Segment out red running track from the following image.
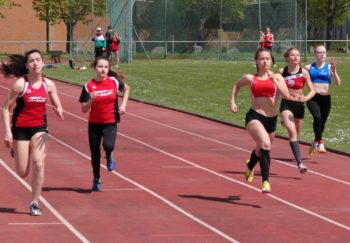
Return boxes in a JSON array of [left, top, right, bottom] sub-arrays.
[[0, 76, 349, 243]]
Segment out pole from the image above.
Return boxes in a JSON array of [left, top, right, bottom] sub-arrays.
[[295, 0, 298, 47], [92, 0, 94, 32], [69, 0, 73, 59], [305, 0, 308, 62], [164, 0, 168, 59], [106, 0, 108, 29], [258, 0, 261, 31], [219, 0, 222, 60]]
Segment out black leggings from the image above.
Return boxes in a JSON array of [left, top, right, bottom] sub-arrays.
[[88, 123, 117, 180], [306, 94, 331, 141]]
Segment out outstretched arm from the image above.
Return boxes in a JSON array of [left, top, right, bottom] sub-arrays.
[[231, 74, 251, 113]]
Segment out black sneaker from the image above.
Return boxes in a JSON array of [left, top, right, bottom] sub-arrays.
[[29, 203, 42, 216]]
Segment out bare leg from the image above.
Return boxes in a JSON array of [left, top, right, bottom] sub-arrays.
[[30, 132, 48, 204], [13, 140, 31, 178]]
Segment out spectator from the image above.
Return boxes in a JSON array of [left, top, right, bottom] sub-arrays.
[[92, 27, 106, 58]]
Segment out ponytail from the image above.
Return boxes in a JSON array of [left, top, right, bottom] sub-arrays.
[[0, 49, 43, 78]]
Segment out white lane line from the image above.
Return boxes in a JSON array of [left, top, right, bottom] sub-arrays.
[[127, 112, 350, 186], [3, 84, 348, 186], [49, 134, 239, 243], [54, 109, 350, 232], [9, 223, 63, 225], [0, 159, 90, 243], [101, 188, 142, 191]]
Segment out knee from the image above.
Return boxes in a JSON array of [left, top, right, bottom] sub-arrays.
[[103, 144, 114, 153], [32, 161, 45, 174], [260, 141, 271, 150], [17, 170, 29, 178]]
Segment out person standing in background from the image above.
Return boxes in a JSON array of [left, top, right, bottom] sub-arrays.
[[305, 44, 341, 155], [260, 27, 275, 66], [111, 31, 121, 68], [92, 27, 106, 59], [105, 26, 113, 61]]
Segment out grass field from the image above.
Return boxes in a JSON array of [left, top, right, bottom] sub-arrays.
[[43, 57, 349, 153]]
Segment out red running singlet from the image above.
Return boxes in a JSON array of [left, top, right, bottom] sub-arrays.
[[251, 74, 277, 99], [12, 76, 48, 127]]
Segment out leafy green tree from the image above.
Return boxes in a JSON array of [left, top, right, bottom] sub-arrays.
[[307, 0, 350, 46], [32, 0, 106, 52], [0, 0, 18, 18], [135, 0, 247, 52]]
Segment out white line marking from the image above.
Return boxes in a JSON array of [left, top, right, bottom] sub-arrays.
[[51, 105, 350, 232], [49, 134, 239, 243], [0, 159, 90, 243], [101, 188, 142, 191], [162, 165, 197, 169], [127, 113, 350, 186], [9, 223, 63, 225]]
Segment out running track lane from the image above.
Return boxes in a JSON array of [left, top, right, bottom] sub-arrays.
[[0, 76, 349, 242]]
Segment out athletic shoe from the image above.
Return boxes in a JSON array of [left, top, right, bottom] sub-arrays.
[[29, 203, 42, 216], [318, 142, 327, 153], [92, 178, 101, 192], [308, 140, 318, 156], [107, 158, 115, 172], [298, 163, 308, 173], [262, 181, 271, 193], [245, 159, 254, 183]]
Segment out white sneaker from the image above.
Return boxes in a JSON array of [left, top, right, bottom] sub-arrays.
[[318, 143, 327, 153], [298, 163, 308, 173], [309, 140, 317, 156], [29, 203, 42, 216]]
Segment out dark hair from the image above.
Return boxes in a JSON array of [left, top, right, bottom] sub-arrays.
[[108, 69, 126, 81], [93, 56, 109, 68], [0, 49, 43, 77], [254, 48, 271, 61]]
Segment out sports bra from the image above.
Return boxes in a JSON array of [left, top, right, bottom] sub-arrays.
[[251, 74, 277, 99], [308, 63, 331, 84], [282, 66, 305, 90]]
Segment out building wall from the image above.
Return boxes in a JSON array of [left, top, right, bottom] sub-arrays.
[[0, 0, 108, 54]]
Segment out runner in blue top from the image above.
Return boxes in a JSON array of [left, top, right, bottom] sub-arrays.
[[305, 44, 341, 155]]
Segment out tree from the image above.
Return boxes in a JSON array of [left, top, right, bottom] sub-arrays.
[[32, 0, 106, 52], [136, 0, 247, 52], [0, 0, 19, 18], [307, 0, 350, 47]]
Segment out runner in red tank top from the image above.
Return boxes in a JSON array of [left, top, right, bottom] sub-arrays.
[[1, 49, 64, 216], [79, 56, 130, 191], [230, 48, 297, 193], [279, 47, 315, 174]]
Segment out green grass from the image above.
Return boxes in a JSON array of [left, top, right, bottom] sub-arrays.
[[43, 58, 350, 153]]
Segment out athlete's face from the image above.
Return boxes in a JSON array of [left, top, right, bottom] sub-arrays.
[[314, 46, 327, 62], [95, 59, 109, 80], [256, 51, 271, 71], [25, 52, 44, 74], [287, 49, 300, 65]]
